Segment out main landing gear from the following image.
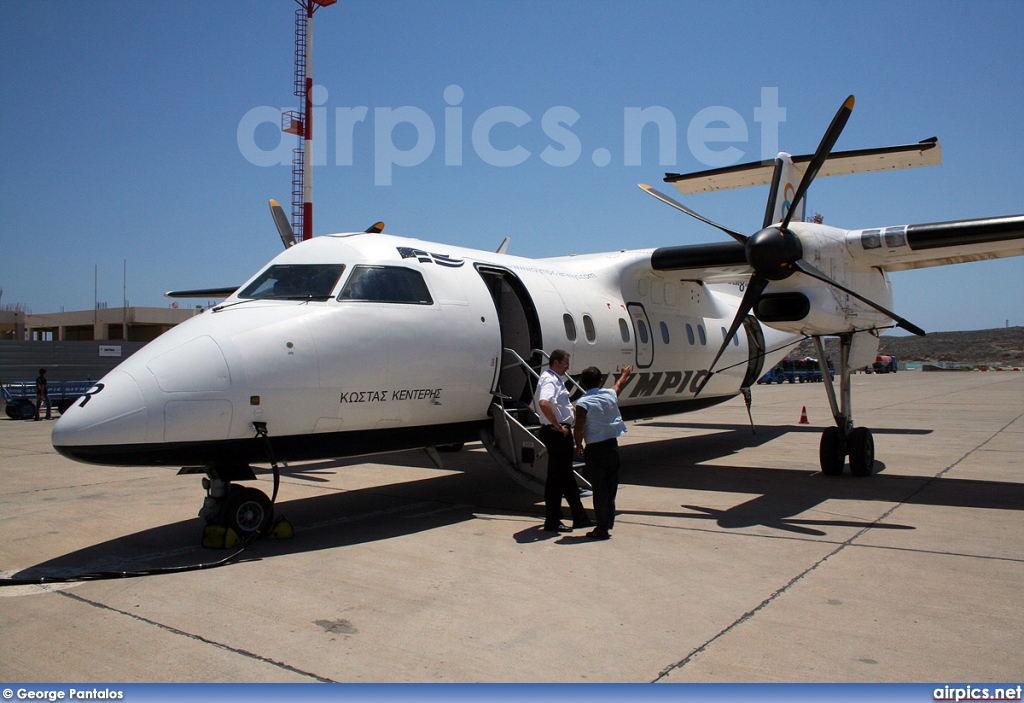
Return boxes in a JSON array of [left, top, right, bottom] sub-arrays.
[[812, 334, 876, 477]]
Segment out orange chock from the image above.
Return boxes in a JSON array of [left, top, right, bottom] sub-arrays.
[[799, 406, 809, 424]]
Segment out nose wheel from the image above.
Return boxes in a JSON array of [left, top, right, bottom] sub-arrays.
[[193, 460, 292, 548], [222, 486, 274, 535]]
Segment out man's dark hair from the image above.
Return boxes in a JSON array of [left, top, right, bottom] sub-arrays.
[[580, 366, 603, 390], [549, 349, 569, 365]]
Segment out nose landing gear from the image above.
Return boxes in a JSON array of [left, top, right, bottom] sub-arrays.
[[224, 486, 274, 534], [193, 464, 286, 549], [186, 422, 294, 548]]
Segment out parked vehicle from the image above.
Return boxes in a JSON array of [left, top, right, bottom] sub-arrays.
[[2, 380, 94, 419], [757, 357, 835, 384], [3, 385, 35, 419], [872, 354, 898, 373]]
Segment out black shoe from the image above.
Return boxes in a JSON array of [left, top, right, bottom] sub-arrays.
[[572, 518, 594, 529], [543, 523, 572, 533], [585, 530, 610, 540]]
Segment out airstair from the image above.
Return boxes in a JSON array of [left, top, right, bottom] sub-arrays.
[[479, 348, 591, 495]]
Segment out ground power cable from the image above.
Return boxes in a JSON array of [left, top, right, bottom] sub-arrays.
[[0, 424, 289, 587]]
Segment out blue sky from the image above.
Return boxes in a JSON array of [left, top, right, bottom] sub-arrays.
[[1, 0, 1021, 333]]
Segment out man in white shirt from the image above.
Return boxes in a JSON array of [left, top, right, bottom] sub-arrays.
[[536, 349, 591, 533]]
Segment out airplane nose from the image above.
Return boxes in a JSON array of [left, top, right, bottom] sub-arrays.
[[52, 370, 150, 463]]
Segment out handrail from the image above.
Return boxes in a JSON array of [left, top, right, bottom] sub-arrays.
[[502, 347, 542, 383], [499, 347, 586, 403], [528, 348, 586, 395]]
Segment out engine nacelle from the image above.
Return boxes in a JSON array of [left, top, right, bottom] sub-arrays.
[[755, 223, 897, 337]]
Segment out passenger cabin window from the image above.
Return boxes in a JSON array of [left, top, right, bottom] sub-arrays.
[[583, 315, 596, 343], [239, 264, 346, 301], [686, 323, 695, 345], [618, 318, 630, 343], [698, 324, 707, 346], [338, 266, 433, 304], [637, 319, 649, 344], [660, 321, 670, 345], [563, 313, 577, 341]]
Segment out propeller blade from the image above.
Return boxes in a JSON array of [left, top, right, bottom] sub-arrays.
[[165, 286, 239, 299], [639, 183, 748, 244], [781, 96, 855, 231], [792, 259, 926, 336], [269, 199, 296, 249], [762, 157, 785, 229], [364, 221, 385, 234], [695, 274, 769, 396]]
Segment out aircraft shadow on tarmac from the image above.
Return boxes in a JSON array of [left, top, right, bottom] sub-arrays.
[[10, 422, 1023, 582], [617, 421, 1023, 536]]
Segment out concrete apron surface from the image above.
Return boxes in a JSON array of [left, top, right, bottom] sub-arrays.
[[1, 371, 1021, 682]]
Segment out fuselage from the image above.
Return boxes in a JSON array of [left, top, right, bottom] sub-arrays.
[[52, 232, 798, 467]]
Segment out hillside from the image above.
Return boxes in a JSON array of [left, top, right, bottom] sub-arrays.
[[789, 326, 1024, 367]]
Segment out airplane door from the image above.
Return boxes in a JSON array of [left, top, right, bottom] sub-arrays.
[[476, 266, 543, 405], [627, 303, 654, 369]]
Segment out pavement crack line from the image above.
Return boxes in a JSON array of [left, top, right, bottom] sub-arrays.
[[57, 590, 336, 682], [651, 408, 1023, 683]]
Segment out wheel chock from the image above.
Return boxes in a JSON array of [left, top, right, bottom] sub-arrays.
[[201, 524, 242, 549], [268, 516, 294, 540]]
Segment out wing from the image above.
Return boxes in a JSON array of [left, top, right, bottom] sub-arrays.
[[847, 214, 1024, 272]]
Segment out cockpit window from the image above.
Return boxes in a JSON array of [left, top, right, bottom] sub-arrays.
[[238, 264, 346, 301], [338, 265, 433, 304]]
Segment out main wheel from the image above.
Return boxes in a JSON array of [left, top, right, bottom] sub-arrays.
[[819, 426, 845, 476], [223, 487, 274, 536], [848, 427, 875, 477]]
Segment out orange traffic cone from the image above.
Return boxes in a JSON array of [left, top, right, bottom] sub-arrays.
[[799, 406, 809, 424]]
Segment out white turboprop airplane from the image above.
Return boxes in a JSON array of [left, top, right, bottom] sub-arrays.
[[52, 96, 1024, 540]]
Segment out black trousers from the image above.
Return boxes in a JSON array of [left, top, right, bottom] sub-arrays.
[[540, 425, 587, 527], [584, 438, 619, 534]]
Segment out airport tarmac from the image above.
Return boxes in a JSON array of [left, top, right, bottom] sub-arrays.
[[1, 371, 1021, 683]]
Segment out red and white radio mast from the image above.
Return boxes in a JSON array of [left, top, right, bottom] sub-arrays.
[[282, 0, 336, 243]]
